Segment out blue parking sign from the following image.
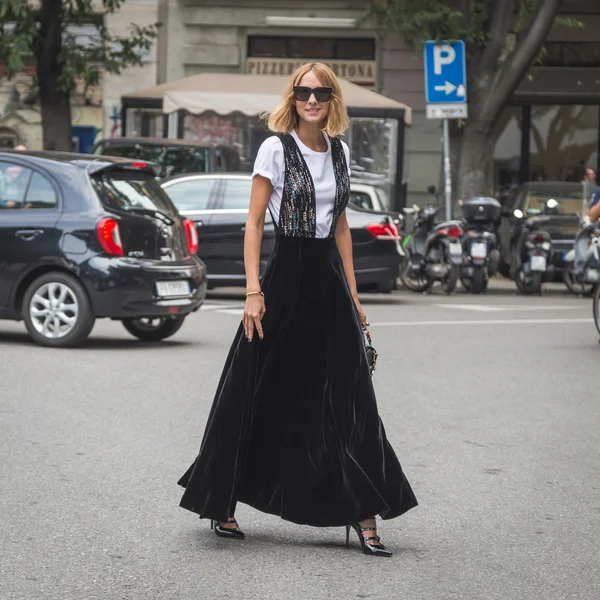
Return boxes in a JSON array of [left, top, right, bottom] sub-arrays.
[[424, 40, 467, 105]]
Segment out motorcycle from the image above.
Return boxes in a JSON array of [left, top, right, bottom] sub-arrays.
[[399, 204, 463, 294], [459, 196, 502, 294], [563, 214, 600, 296], [512, 210, 555, 295]]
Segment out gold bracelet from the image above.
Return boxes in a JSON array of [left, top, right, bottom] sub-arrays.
[[245, 291, 264, 297]]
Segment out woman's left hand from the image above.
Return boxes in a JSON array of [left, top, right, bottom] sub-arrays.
[[353, 296, 367, 325]]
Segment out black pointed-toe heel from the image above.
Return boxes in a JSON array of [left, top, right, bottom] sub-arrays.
[[345, 519, 392, 557], [208, 517, 245, 540]]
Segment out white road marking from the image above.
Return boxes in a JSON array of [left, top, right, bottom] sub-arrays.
[[370, 318, 593, 327], [219, 309, 245, 316], [201, 304, 244, 312], [436, 304, 585, 313]]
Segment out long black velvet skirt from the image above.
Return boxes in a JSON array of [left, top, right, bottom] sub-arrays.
[[178, 235, 417, 527]]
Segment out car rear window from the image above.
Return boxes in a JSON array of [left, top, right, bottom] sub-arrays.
[[91, 169, 179, 216], [524, 186, 584, 216], [349, 191, 373, 210], [96, 143, 210, 178]]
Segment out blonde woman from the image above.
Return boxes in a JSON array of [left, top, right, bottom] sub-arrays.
[[178, 63, 417, 557]]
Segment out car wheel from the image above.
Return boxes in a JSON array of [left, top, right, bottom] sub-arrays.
[[376, 277, 395, 294], [22, 272, 95, 348], [122, 316, 186, 341]]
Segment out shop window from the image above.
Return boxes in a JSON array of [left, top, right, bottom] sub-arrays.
[[289, 38, 335, 59], [129, 110, 164, 138], [336, 39, 375, 60], [530, 105, 599, 183], [248, 36, 375, 60], [348, 118, 398, 209], [248, 37, 288, 58], [493, 107, 523, 198], [543, 42, 600, 67]]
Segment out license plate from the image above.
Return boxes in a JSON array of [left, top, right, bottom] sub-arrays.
[[530, 255, 547, 272], [449, 242, 462, 256], [470, 242, 487, 259], [156, 280, 190, 297]]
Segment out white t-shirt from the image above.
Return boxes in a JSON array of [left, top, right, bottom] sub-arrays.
[[252, 130, 351, 238]]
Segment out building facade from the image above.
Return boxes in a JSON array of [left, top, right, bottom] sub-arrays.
[[0, 0, 159, 151], [374, 0, 600, 202], [155, 0, 600, 206]]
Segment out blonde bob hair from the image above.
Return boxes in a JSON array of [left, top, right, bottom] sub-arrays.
[[267, 63, 350, 138]]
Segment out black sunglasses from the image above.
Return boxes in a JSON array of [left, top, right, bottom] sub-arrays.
[[293, 86, 333, 102]]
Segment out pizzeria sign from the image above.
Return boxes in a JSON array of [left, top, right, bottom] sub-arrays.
[[247, 58, 376, 85]]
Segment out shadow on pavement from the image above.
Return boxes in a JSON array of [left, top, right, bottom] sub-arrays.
[[0, 330, 196, 350]]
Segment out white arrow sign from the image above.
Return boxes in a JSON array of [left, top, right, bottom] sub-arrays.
[[434, 81, 457, 95]]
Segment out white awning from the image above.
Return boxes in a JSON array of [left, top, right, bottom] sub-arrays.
[[123, 73, 412, 125], [163, 91, 283, 117]]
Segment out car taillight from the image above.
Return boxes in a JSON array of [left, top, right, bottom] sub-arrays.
[[366, 222, 401, 240], [131, 162, 148, 168], [96, 218, 123, 256], [184, 219, 198, 255]]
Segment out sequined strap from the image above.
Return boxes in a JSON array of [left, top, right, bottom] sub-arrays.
[[276, 133, 317, 238], [328, 136, 350, 238]]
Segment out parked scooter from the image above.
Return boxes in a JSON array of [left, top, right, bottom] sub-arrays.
[[512, 209, 555, 295], [563, 214, 600, 296], [400, 204, 463, 294], [459, 196, 502, 294]]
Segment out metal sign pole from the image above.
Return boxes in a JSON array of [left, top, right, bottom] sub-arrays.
[[443, 118, 452, 221], [424, 40, 467, 222]]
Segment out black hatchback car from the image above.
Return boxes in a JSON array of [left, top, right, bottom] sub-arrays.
[[0, 151, 207, 347], [161, 173, 403, 293]]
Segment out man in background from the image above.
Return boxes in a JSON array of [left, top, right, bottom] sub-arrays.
[[587, 169, 600, 221], [0, 164, 29, 208]]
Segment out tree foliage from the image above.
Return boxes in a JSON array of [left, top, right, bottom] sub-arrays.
[[0, 0, 158, 93], [374, 0, 574, 200]]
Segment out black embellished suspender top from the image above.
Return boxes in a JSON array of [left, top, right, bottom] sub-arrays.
[[252, 130, 351, 239]]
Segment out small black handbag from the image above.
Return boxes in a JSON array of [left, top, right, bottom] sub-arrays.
[[361, 323, 378, 376]]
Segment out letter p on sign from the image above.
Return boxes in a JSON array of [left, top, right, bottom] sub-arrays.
[[433, 45, 455, 75]]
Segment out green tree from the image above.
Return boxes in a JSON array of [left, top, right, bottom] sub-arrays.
[[0, 1, 157, 150], [376, 0, 570, 202]]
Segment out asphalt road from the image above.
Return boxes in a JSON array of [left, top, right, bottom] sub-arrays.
[[1, 282, 599, 600]]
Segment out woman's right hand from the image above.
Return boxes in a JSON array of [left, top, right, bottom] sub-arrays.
[[243, 294, 266, 341]]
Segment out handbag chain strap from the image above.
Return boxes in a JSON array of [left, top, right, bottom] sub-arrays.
[[361, 322, 373, 345]]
